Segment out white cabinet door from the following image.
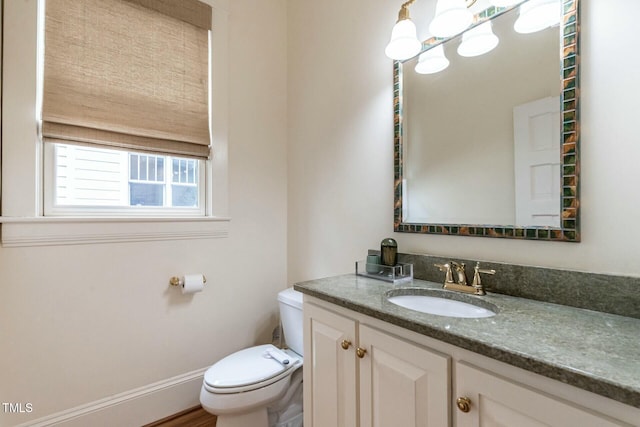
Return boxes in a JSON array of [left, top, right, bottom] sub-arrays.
[[455, 362, 630, 427], [304, 303, 358, 427], [359, 325, 450, 427]]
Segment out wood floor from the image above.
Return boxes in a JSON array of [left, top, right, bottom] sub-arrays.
[[144, 406, 217, 427]]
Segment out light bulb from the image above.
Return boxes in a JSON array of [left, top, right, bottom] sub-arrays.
[[457, 22, 499, 57], [514, 0, 561, 34], [415, 45, 450, 74], [429, 0, 473, 38], [385, 19, 422, 60]]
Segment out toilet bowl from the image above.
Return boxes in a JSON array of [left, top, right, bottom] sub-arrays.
[[200, 288, 304, 427]]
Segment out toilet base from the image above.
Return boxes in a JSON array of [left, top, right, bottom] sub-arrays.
[[215, 407, 268, 427]]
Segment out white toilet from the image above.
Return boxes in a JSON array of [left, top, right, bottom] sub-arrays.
[[200, 287, 304, 427]]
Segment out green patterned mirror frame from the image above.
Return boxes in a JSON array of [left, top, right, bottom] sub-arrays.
[[393, 0, 580, 242]]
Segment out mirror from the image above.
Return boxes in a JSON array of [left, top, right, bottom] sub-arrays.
[[394, 0, 580, 241]]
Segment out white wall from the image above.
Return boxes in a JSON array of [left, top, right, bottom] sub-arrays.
[[2, 0, 639, 424], [0, 0, 288, 425], [287, 0, 640, 281], [287, 0, 397, 282]]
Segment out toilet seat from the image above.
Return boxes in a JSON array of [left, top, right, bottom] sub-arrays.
[[203, 345, 301, 394]]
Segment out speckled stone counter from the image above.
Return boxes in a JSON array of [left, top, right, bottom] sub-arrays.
[[294, 274, 640, 408]]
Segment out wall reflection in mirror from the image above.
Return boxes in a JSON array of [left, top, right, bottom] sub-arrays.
[[393, 0, 580, 241]]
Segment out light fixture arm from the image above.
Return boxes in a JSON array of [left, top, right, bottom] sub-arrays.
[[397, 0, 477, 22], [397, 0, 416, 22]]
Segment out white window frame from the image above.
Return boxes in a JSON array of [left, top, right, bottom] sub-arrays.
[[43, 144, 207, 217], [0, 0, 231, 247]]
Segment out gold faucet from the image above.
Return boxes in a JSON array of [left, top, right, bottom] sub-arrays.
[[450, 261, 468, 285], [434, 261, 495, 295]]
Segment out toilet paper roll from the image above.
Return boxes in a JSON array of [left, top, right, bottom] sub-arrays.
[[182, 274, 205, 294]]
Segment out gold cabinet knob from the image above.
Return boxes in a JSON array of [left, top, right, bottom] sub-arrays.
[[356, 347, 367, 358], [456, 397, 471, 413], [341, 339, 352, 350]]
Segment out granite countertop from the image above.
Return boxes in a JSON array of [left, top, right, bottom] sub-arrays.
[[294, 274, 640, 409]]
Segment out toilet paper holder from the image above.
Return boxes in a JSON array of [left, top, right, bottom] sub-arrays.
[[169, 275, 207, 287]]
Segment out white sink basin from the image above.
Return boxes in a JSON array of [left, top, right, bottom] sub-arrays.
[[386, 290, 497, 318]]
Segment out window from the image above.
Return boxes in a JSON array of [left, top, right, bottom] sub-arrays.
[[1, 0, 230, 247], [46, 144, 204, 214], [40, 0, 211, 216]]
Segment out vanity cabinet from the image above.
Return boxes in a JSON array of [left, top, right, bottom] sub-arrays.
[[304, 302, 358, 427], [358, 324, 450, 427], [303, 302, 450, 427], [303, 298, 635, 427], [455, 362, 625, 427]]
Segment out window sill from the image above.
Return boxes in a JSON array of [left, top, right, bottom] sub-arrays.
[[0, 216, 230, 247]]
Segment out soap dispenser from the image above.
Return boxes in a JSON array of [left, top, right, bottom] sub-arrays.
[[380, 238, 398, 266]]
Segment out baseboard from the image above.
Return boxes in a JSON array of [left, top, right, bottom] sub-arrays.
[[14, 368, 208, 427]]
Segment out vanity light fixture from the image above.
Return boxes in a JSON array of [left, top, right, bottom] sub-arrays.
[[385, 0, 423, 60], [386, 0, 560, 69], [415, 45, 450, 74], [457, 21, 499, 57], [385, 0, 477, 60], [514, 0, 561, 34]]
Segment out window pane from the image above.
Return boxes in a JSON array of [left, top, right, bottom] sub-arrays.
[[157, 157, 164, 181], [130, 154, 138, 180], [132, 155, 164, 182], [149, 156, 156, 181], [140, 156, 148, 181], [130, 183, 163, 206], [172, 185, 197, 207], [180, 159, 187, 182], [171, 157, 198, 184], [172, 158, 180, 182], [188, 160, 195, 183]]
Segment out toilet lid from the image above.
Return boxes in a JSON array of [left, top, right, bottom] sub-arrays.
[[204, 344, 297, 389]]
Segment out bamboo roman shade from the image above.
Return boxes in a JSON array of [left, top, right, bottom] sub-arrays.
[[42, 0, 212, 159]]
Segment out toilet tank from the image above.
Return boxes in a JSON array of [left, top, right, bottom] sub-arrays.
[[277, 287, 304, 356]]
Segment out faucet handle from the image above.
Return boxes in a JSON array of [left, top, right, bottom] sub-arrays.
[[471, 262, 495, 295], [434, 263, 455, 284], [477, 263, 496, 276]]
